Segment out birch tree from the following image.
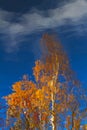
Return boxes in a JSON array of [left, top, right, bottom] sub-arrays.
[[4, 34, 87, 130]]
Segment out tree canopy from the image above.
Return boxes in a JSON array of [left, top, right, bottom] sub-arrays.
[[4, 34, 87, 130]]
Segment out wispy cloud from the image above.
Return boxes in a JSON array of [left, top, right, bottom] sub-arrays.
[[0, 0, 87, 52]]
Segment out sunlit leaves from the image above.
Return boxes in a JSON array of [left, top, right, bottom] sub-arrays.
[[4, 34, 87, 130]]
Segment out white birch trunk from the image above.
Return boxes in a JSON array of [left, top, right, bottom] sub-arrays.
[[42, 121, 45, 130], [51, 92, 55, 130], [50, 60, 59, 130]]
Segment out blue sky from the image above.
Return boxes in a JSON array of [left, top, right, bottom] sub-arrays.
[[0, 0, 87, 104]]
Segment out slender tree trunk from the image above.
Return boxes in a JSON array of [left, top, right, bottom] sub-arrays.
[[42, 121, 45, 130], [39, 107, 45, 130], [51, 92, 55, 130], [50, 61, 59, 130]]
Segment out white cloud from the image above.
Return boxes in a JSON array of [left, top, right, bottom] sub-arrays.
[[0, 0, 87, 52]]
